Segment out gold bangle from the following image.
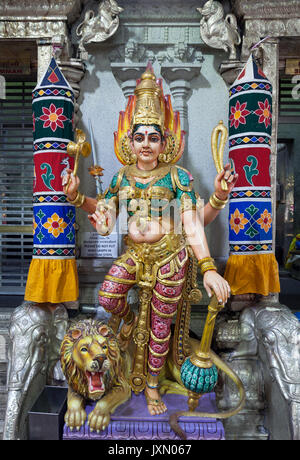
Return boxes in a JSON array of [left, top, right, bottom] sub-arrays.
[[67, 191, 86, 208], [198, 256, 217, 275], [201, 262, 216, 270], [197, 257, 214, 266], [214, 192, 229, 204], [150, 330, 171, 343], [201, 264, 217, 275], [209, 192, 228, 210]]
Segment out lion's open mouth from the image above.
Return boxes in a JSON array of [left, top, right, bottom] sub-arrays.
[[86, 371, 105, 394]]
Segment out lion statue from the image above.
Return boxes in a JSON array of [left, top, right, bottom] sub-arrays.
[[60, 319, 131, 432]]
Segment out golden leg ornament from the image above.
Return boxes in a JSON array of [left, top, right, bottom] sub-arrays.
[[173, 254, 202, 368], [125, 234, 187, 394], [129, 286, 151, 394]]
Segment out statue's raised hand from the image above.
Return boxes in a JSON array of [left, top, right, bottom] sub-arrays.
[[214, 163, 238, 201], [88, 204, 115, 236], [62, 168, 81, 201]]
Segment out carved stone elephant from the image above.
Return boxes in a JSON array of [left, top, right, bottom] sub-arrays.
[[3, 302, 68, 440]]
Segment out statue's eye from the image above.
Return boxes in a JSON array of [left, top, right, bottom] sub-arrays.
[[134, 135, 144, 143], [149, 135, 160, 143], [80, 347, 88, 353]]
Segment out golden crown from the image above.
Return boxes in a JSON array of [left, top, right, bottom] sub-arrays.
[[131, 63, 165, 131], [114, 62, 185, 165]]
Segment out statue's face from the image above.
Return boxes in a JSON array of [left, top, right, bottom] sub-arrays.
[[131, 125, 165, 166]]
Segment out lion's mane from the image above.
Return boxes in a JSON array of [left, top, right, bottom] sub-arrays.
[[60, 319, 127, 400]]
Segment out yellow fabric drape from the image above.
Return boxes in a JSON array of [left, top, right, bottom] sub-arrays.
[[224, 253, 280, 296], [24, 259, 79, 303]]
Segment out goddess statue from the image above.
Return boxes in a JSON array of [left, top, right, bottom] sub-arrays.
[[62, 63, 238, 416]]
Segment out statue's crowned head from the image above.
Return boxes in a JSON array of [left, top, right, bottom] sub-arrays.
[[131, 63, 165, 132], [114, 62, 185, 165]]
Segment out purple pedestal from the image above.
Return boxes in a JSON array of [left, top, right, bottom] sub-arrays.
[[63, 392, 225, 440]]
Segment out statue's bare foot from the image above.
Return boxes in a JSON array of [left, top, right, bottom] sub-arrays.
[[144, 386, 167, 416], [117, 314, 137, 351]]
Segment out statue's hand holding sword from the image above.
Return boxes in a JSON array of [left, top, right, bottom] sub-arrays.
[[61, 124, 112, 235], [65, 129, 91, 193]]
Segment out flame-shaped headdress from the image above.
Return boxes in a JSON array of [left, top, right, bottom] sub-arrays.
[[114, 63, 185, 165]]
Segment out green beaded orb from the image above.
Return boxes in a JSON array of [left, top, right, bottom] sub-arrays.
[[180, 357, 218, 394]]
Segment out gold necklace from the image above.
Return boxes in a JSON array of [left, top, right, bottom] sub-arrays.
[[127, 162, 171, 179]]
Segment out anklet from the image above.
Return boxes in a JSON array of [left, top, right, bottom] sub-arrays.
[[146, 372, 159, 389], [146, 381, 159, 389]]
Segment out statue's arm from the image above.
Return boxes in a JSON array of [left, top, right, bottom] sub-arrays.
[[182, 208, 230, 303], [63, 167, 124, 235], [62, 167, 97, 213], [174, 166, 230, 303], [204, 163, 238, 226]]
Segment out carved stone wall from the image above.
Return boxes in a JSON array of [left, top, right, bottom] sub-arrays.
[[232, 0, 300, 20], [76, 0, 206, 132], [0, 0, 82, 20], [0, 0, 85, 101]]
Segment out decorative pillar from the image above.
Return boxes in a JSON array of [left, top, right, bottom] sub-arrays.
[[37, 34, 86, 129], [57, 58, 86, 127], [219, 61, 246, 87], [261, 39, 280, 251], [37, 42, 53, 81], [110, 63, 146, 99], [160, 64, 202, 133], [24, 56, 78, 304], [224, 54, 280, 299]]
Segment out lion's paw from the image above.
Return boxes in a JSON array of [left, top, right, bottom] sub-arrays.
[[88, 407, 110, 432], [65, 407, 87, 431]]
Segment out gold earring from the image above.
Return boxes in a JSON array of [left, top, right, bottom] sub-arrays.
[[120, 134, 136, 164]]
